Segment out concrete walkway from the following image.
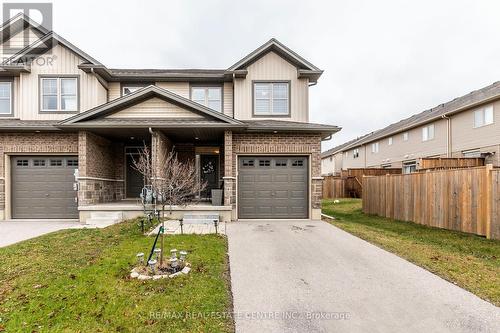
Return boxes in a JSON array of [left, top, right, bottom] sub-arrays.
[[227, 220, 500, 333], [0, 220, 80, 247]]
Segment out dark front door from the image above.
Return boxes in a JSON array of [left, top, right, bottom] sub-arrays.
[[200, 155, 219, 199], [126, 154, 144, 198]]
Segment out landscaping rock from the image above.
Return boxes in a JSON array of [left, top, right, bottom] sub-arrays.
[[181, 266, 191, 274], [169, 272, 183, 278], [138, 274, 152, 280], [130, 272, 139, 278], [152, 275, 162, 280]]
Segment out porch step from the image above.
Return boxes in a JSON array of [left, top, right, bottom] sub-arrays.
[[85, 211, 123, 227], [183, 213, 219, 224]]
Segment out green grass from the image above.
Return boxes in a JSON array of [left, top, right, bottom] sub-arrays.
[[0, 220, 233, 332], [322, 199, 500, 306]]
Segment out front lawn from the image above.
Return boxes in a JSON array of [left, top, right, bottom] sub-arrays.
[[322, 199, 500, 306], [0, 220, 233, 332]]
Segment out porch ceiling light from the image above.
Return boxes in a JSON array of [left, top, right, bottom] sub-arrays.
[[130, 136, 135, 140], [195, 137, 199, 140]]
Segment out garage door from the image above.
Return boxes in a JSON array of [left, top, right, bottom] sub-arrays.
[[11, 156, 78, 219], [238, 156, 308, 219]]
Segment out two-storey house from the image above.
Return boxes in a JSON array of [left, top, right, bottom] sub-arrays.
[[0, 14, 339, 222], [322, 81, 500, 175]]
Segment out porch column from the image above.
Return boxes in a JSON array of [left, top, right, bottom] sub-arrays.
[[151, 130, 173, 178], [223, 131, 236, 218]]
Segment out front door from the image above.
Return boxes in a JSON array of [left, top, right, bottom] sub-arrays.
[[126, 154, 144, 198], [200, 155, 219, 199]]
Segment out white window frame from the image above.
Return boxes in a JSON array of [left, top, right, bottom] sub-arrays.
[[371, 142, 379, 153], [388, 137, 393, 145], [190, 86, 222, 112], [122, 85, 147, 96], [353, 148, 359, 158], [0, 81, 13, 116], [40, 77, 78, 112], [402, 132, 409, 141], [253, 82, 290, 116], [422, 124, 435, 141], [473, 106, 494, 128], [462, 149, 481, 158], [402, 161, 417, 174]]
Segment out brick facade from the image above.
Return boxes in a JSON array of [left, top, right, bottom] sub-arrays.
[[227, 132, 323, 218], [78, 131, 124, 205], [0, 132, 78, 216]]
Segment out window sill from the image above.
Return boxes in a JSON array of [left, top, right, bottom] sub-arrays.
[[473, 122, 494, 129], [251, 114, 291, 118], [39, 110, 79, 114]]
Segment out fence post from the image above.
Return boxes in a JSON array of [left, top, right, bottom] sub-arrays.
[[485, 164, 493, 239]]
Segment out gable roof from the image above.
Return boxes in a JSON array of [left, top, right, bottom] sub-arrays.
[[321, 133, 374, 158], [0, 12, 48, 42], [58, 85, 245, 126], [228, 38, 322, 72], [329, 80, 500, 154], [0, 13, 101, 66]]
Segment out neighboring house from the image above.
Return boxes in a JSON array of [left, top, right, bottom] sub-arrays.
[[322, 81, 500, 174], [0, 14, 339, 222], [321, 134, 372, 175]]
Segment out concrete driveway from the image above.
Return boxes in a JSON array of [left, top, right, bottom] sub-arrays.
[[0, 220, 80, 247], [227, 220, 500, 333]]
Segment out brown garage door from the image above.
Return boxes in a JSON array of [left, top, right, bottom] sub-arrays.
[[238, 156, 308, 219], [11, 156, 78, 219]]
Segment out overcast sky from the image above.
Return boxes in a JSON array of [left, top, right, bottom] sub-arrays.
[[43, 0, 500, 151]]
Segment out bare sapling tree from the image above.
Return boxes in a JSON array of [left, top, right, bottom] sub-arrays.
[[132, 145, 206, 265]]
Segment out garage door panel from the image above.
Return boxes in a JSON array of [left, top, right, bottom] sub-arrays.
[[11, 156, 78, 219], [274, 174, 289, 182], [238, 156, 308, 219]]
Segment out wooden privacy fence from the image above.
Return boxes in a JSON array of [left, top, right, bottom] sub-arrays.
[[363, 165, 500, 239], [322, 176, 345, 198], [323, 168, 401, 199], [419, 157, 484, 170]]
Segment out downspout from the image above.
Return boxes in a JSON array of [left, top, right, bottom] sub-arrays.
[[364, 145, 367, 168], [441, 115, 451, 157]]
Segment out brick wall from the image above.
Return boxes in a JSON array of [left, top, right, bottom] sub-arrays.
[[0, 132, 78, 212], [229, 132, 323, 214], [78, 131, 124, 205]]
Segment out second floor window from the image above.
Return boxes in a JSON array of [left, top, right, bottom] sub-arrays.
[[371, 142, 379, 153], [191, 86, 222, 112], [353, 148, 359, 158], [388, 137, 393, 145], [473, 106, 493, 128], [422, 124, 435, 141], [254, 82, 289, 116], [402, 132, 409, 141], [0, 81, 12, 116], [122, 85, 146, 95], [41, 77, 78, 112]]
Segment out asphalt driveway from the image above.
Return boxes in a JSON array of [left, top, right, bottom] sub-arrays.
[[0, 221, 79, 247], [227, 220, 500, 333]]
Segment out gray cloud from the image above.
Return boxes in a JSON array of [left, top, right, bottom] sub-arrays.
[[50, 0, 500, 151]]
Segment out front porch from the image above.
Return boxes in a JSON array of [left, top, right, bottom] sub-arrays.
[[79, 199, 232, 224], [76, 126, 235, 224]]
